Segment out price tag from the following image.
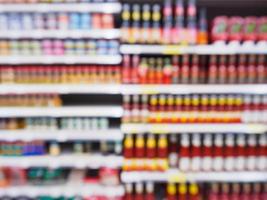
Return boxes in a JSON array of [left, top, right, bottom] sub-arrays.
[[151, 125, 168, 134], [163, 45, 183, 55], [167, 171, 187, 183], [248, 124, 265, 134], [140, 86, 158, 94]]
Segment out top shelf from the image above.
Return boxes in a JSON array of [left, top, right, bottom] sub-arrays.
[[120, 42, 267, 55], [0, 3, 122, 13]]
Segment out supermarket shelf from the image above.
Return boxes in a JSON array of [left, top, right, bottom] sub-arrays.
[[0, 154, 123, 168], [121, 170, 267, 183], [120, 42, 267, 55], [0, 106, 123, 117], [121, 84, 267, 95], [0, 84, 267, 95], [0, 129, 122, 142], [0, 3, 122, 13], [0, 29, 121, 39], [0, 55, 122, 65], [0, 84, 121, 94], [0, 184, 124, 198], [122, 123, 267, 134]]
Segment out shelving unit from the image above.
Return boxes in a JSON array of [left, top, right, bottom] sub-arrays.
[[120, 42, 267, 55], [0, 29, 121, 39], [0, 3, 122, 13], [0, 106, 123, 117], [0, 155, 123, 168], [0, 184, 124, 198], [0, 84, 266, 94], [0, 55, 122, 65], [0, 129, 122, 142], [122, 123, 267, 134], [0, 0, 266, 199], [121, 170, 267, 183]]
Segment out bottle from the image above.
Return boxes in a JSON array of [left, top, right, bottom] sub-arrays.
[[141, 4, 151, 44], [173, 0, 185, 44], [172, 56, 180, 84], [135, 134, 145, 170], [202, 134, 213, 171], [208, 183, 220, 200], [145, 183, 155, 200], [179, 134, 190, 171], [124, 135, 134, 171], [246, 134, 257, 171], [235, 134, 246, 171], [125, 183, 134, 200], [224, 134, 235, 171], [189, 183, 200, 200], [191, 134, 201, 172], [198, 8, 208, 44], [191, 55, 199, 84], [135, 183, 144, 200], [131, 4, 141, 44], [167, 183, 177, 200], [162, 0, 173, 44], [186, 0, 197, 45], [178, 183, 187, 200], [208, 55, 218, 84], [157, 135, 168, 171], [146, 134, 157, 171], [169, 135, 178, 168], [228, 55, 237, 84], [151, 4, 162, 44]]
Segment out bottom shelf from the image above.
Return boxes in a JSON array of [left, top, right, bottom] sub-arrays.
[[121, 170, 267, 183]]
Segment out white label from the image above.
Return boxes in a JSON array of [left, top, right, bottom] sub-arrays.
[[257, 156, 267, 171], [179, 157, 190, 171], [224, 157, 234, 171], [191, 157, 201, 171], [202, 156, 212, 171], [236, 156, 245, 171], [213, 157, 224, 171], [246, 156, 256, 170]]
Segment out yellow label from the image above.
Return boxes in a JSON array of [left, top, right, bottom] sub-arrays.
[[142, 86, 158, 94], [163, 45, 182, 55], [168, 172, 187, 183], [167, 183, 177, 195], [151, 125, 168, 134]]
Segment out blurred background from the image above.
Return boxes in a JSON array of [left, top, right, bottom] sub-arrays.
[[0, 0, 266, 200]]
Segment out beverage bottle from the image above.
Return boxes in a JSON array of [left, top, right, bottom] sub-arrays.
[[191, 134, 201, 172], [141, 4, 151, 44], [151, 5, 162, 44], [173, 0, 185, 44], [167, 183, 177, 200], [198, 8, 208, 44], [179, 134, 190, 171], [131, 4, 141, 44]]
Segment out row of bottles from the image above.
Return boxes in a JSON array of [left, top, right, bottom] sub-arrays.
[[122, 54, 267, 84], [0, 65, 121, 84], [0, 117, 110, 130], [0, 12, 114, 31], [0, 94, 61, 107], [0, 167, 120, 187], [212, 16, 267, 42], [0, 140, 122, 156], [0, 39, 119, 55], [123, 94, 267, 123], [0, 0, 118, 3], [124, 182, 267, 200], [123, 133, 267, 171], [121, 0, 207, 45]]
